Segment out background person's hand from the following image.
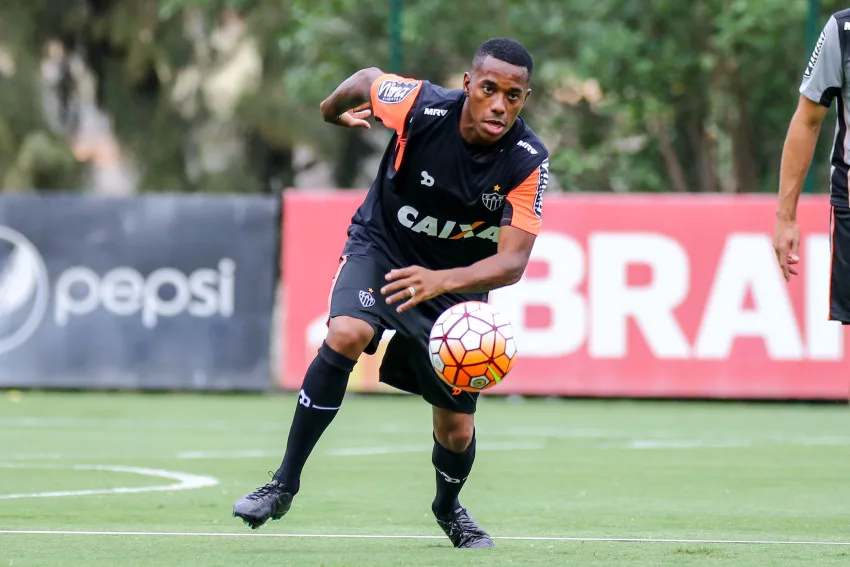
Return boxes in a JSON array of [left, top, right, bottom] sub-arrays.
[[773, 216, 801, 282]]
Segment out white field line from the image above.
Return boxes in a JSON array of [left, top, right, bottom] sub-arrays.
[[6, 417, 850, 447], [0, 417, 283, 432], [176, 450, 282, 459], [174, 437, 850, 459], [0, 464, 218, 499], [0, 530, 848, 546], [176, 442, 545, 459], [5, 434, 850, 465]]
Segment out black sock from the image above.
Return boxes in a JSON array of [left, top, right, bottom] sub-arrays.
[[273, 341, 355, 494], [431, 431, 476, 517]]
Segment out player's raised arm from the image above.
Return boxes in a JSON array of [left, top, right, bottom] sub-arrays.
[[320, 69, 424, 134], [319, 67, 384, 128], [774, 15, 843, 281]]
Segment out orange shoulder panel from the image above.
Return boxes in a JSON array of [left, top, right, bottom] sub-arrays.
[[505, 163, 547, 235], [370, 74, 423, 135]]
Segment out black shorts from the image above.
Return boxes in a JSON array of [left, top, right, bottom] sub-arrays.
[[830, 205, 850, 324], [327, 254, 479, 414]]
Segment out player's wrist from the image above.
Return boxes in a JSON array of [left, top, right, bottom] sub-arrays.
[[775, 209, 797, 222], [322, 107, 343, 123], [775, 193, 799, 222], [319, 97, 342, 124], [436, 269, 459, 295]]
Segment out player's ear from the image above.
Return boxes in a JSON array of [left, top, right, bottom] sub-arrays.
[[523, 89, 532, 104], [463, 72, 471, 96]]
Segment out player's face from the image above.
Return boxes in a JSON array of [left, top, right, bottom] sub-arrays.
[[462, 56, 531, 145]]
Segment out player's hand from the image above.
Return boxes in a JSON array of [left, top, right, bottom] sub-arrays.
[[381, 266, 447, 313], [320, 101, 372, 129], [773, 215, 801, 282]]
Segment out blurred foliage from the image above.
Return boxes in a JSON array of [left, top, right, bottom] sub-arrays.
[[0, 0, 843, 193]]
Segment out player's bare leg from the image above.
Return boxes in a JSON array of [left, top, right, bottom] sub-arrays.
[[431, 406, 493, 548], [233, 316, 373, 529]]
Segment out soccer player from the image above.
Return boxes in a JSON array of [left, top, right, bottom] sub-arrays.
[[233, 38, 549, 549], [775, 10, 850, 325]]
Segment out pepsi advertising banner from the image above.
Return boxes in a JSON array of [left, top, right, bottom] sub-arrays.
[[0, 194, 278, 391]]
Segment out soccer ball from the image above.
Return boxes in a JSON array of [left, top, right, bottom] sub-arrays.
[[428, 301, 517, 392]]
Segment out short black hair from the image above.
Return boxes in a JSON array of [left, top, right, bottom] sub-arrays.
[[472, 38, 533, 84]]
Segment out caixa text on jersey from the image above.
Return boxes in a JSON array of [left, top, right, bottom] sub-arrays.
[[397, 205, 500, 242]]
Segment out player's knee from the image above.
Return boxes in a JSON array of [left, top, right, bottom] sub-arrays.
[[326, 316, 374, 360], [433, 412, 474, 452]]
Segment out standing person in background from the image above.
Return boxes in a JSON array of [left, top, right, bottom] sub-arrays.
[[775, 9, 850, 327]]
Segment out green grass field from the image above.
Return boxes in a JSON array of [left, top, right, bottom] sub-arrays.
[[1, 391, 850, 566]]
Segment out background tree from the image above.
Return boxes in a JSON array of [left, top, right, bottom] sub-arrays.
[[0, 0, 841, 194]]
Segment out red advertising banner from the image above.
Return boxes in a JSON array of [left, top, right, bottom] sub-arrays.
[[281, 191, 849, 400]]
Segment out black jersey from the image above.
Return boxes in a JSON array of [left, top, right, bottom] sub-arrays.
[[342, 73, 550, 275]]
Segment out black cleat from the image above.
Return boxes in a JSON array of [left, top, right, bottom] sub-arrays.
[[435, 507, 494, 548], [232, 480, 293, 530]]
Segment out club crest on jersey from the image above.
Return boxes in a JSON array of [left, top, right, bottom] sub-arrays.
[[376, 79, 419, 104], [358, 290, 375, 308], [481, 184, 505, 211]]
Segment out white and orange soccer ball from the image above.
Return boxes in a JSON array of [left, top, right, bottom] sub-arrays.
[[428, 301, 517, 392]]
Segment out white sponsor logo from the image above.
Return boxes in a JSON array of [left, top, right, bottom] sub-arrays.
[[55, 259, 236, 329], [376, 79, 419, 104], [358, 290, 375, 308], [420, 170, 435, 187], [0, 226, 238, 353], [490, 231, 838, 361], [298, 389, 312, 407], [397, 205, 500, 242], [517, 140, 539, 155], [435, 467, 464, 484], [805, 28, 827, 76], [424, 107, 448, 116], [298, 388, 341, 410], [533, 159, 549, 219], [0, 227, 50, 355]]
